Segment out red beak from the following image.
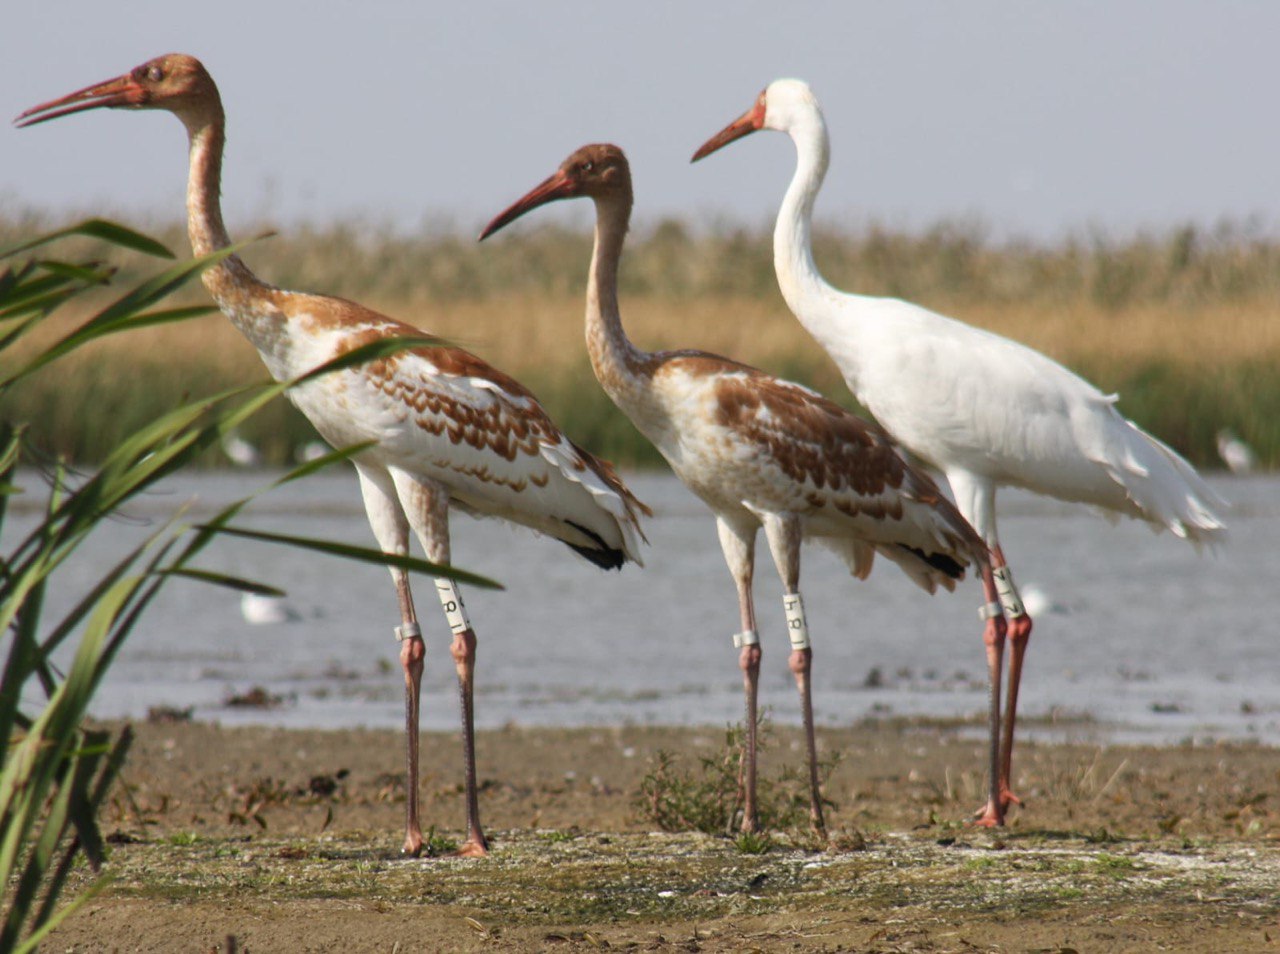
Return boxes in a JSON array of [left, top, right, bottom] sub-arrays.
[[479, 167, 577, 240], [15, 72, 148, 128], [691, 94, 767, 162]]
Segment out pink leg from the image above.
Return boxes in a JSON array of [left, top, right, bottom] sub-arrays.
[[390, 475, 491, 857], [739, 643, 762, 833], [760, 515, 826, 838], [389, 568, 427, 856], [715, 515, 761, 834], [789, 645, 826, 836], [355, 467, 430, 855], [973, 563, 1008, 828], [991, 546, 1032, 813], [999, 611, 1032, 812], [451, 627, 489, 856], [399, 631, 425, 855]]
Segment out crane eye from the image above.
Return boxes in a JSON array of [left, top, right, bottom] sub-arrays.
[[582, 161, 594, 173], [146, 66, 164, 82]]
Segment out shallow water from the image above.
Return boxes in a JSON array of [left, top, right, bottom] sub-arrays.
[[6, 468, 1276, 745]]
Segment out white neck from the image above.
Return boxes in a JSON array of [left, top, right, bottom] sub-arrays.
[[773, 109, 834, 315], [770, 107, 882, 393]]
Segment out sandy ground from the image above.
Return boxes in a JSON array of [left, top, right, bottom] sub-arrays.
[[36, 717, 1280, 952]]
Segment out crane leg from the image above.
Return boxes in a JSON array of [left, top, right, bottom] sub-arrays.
[[992, 548, 1032, 813], [446, 609, 489, 856], [738, 640, 762, 834], [394, 575, 425, 856], [973, 563, 1008, 828], [762, 514, 826, 838], [947, 475, 1023, 826], [716, 516, 760, 833], [788, 639, 825, 836], [388, 471, 490, 856], [355, 465, 429, 855]]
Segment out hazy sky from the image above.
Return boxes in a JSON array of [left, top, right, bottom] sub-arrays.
[[4, 1, 1278, 241]]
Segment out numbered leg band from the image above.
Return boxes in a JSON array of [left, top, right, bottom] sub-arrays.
[[783, 592, 810, 651], [993, 566, 1026, 618], [435, 578, 471, 634], [978, 601, 1002, 621], [395, 622, 422, 642], [733, 629, 760, 649]]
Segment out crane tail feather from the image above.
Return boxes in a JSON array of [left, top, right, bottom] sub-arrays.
[[1093, 417, 1229, 548]]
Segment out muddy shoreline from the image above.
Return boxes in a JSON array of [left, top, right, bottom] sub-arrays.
[[42, 718, 1280, 951]]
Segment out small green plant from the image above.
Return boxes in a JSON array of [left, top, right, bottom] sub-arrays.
[[421, 827, 459, 857], [164, 832, 201, 848], [734, 831, 772, 855], [1084, 827, 1125, 845], [1094, 853, 1139, 878], [538, 830, 577, 844], [635, 717, 838, 837]]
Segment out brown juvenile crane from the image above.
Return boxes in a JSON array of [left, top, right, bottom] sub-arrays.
[[18, 55, 648, 857], [482, 144, 1007, 834]]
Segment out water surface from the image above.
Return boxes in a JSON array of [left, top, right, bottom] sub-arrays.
[[8, 469, 1275, 745]]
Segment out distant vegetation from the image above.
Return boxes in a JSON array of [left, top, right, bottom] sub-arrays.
[[2, 209, 1277, 470], [7, 209, 1280, 307]]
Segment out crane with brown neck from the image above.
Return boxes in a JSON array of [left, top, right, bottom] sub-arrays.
[[482, 143, 1008, 835], [18, 54, 649, 857]]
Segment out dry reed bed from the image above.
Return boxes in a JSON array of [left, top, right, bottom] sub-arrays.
[[5, 212, 1278, 467], [15, 292, 1280, 380]]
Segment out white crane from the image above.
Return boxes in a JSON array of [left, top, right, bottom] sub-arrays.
[[482, 143, 1008, 835], [19, 54, 649, 856], [239, 592, 302, 625], [693, 79, 1227, 826], [1216, 429, 1257, 475], [220, 430, 264, 468]]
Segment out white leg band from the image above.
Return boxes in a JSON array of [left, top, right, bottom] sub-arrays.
[[395, 622, 422, 641], [783, 593, 810, 650], [978, 601, 1002, 621], [993, 566, 1026, 618], [733, 629, 760, 648], [435, 578, 471, 634]]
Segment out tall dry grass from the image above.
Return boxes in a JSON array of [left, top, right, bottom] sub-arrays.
[[3, 210, 1276, 468]]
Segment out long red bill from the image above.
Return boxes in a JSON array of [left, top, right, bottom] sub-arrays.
[[479, 168, 576, 240], [691, 94, 767, 162], [15, 74, 145, 128]]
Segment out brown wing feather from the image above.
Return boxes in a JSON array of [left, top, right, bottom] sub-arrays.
[[282, 291, 651, 536], [658, 352, 986, 562]]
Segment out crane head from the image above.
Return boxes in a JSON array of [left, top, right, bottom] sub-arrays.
[[691, 80, 821, 162], [480, 143, 631, 240], [15, 53, 217, 128], [691, 88, 767, 162]]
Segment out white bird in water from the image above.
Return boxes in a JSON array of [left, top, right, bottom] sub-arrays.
[[296, 440, 331, 464], [240, 592, 302, 625], [1017, 583, 1068, 620], [1216, 429, 1256, 475], [221, 430, 263, 468], [693, 79, 1227, 826], [19, 54, 649, 857], [482, 143, 1007, 836]]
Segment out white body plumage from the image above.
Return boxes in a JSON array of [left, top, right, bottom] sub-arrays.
[[757, 78, 1226, 548]]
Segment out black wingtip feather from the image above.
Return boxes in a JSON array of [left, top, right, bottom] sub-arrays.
[[564, 520, 626, 571], [899, 545, 966, 579]]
